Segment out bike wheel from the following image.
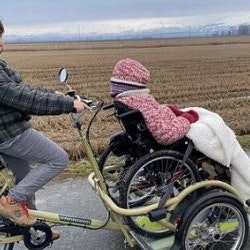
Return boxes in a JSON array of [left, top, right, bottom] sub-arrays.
[[175, 192, 249, 250], [0, 234, 15, 250], [120, 150, 201, 237], [2, 243, 14, 250], [0, 226, 16, 250]]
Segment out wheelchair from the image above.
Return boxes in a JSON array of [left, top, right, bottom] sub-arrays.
[[99, 101, 233, 239]]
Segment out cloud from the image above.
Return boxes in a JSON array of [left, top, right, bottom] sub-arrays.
[[2, 0, 250, 27], [6, 12, 250, 37]]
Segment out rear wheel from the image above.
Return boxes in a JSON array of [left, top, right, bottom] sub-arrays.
[[175, 192, 249, 250], [120, 150, 201, 237]]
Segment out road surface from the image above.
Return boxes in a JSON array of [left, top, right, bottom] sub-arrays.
[[14, 177, 139, 250]]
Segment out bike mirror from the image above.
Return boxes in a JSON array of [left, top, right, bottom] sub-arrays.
[[58, 68, 68, 83]]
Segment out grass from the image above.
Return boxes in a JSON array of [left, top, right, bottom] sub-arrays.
[[237, 135, 250, 150], [52, 160, 93, 182]]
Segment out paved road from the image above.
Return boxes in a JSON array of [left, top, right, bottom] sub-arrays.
[[14, 177, 139, 250]]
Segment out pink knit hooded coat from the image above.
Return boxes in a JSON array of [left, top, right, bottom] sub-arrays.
[[111, 58, 198, 145]]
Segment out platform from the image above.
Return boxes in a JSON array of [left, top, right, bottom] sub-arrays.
[[130, 231, 174, 250]]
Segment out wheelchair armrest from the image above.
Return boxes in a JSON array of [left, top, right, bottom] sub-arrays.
[[103, 103, 114, 110], [117, 109, 141, 119]]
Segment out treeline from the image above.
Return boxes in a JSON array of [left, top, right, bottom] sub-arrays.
[[215, 24, 250, 36], [237, 24, 250, 35]]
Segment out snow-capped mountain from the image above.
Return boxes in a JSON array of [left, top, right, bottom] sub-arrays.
[[5, 13, 250, 42]]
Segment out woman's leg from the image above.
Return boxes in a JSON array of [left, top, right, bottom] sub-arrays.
[[1, 154, 61, 239], [1, 155, 36, 209], [0, 128, 69, 202]]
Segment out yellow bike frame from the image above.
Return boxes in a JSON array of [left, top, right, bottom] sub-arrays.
[[0, 111, 246, 248]]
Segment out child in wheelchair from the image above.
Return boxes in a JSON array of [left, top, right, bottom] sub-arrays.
[[109, 58, 250, 204], [110, 58, 199, 146]]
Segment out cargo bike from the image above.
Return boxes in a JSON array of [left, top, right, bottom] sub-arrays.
[[0, 68, 248, 250]]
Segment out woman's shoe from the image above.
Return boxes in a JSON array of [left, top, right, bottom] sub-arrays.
[[52, 229, 60, 241], [0, 195, 36, 226]]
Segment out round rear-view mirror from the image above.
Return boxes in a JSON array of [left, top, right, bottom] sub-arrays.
[[58, 68, 68, 83]]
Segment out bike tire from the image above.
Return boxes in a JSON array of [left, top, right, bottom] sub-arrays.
[[175, 191, 249, 250]]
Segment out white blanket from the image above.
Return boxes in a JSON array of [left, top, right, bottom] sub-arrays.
[[182, 107, 250, 202]]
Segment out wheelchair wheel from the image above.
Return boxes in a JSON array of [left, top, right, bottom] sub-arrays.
[[99, 144, 135, 202], [120, 150, 201, 238], [174, 191, 249, 250]]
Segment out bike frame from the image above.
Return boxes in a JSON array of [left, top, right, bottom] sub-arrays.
[[30, 113, 246, 247], [0, 107, 247, 248]]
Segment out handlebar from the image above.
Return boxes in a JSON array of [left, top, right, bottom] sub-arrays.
[[75, 95, 100, 110], [80, 96, 95, 106], [64, 90, 97, 109], [67, 90, 140, 127]]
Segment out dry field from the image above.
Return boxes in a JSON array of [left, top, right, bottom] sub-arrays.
[[3, 36, 250, 160]]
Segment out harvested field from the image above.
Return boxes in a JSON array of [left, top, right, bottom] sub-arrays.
[[3, 36, 250, 160]]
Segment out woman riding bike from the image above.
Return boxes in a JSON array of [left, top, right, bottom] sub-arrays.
[[0, 20, 90, 228]]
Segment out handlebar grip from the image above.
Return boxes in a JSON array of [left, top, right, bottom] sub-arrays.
[[103, 103, 114, 110]]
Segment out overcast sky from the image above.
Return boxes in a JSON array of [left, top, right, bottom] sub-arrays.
[[1, 0, 250, 35]]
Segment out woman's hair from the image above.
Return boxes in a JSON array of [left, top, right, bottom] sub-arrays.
[[0, 20, 4, 34]]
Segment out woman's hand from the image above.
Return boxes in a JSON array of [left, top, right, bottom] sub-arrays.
[[73, 100, 91, 113]]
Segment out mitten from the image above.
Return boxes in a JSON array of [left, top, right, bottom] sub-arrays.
[[167, 105, 184, 116], [181, 110, 199, 123]]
